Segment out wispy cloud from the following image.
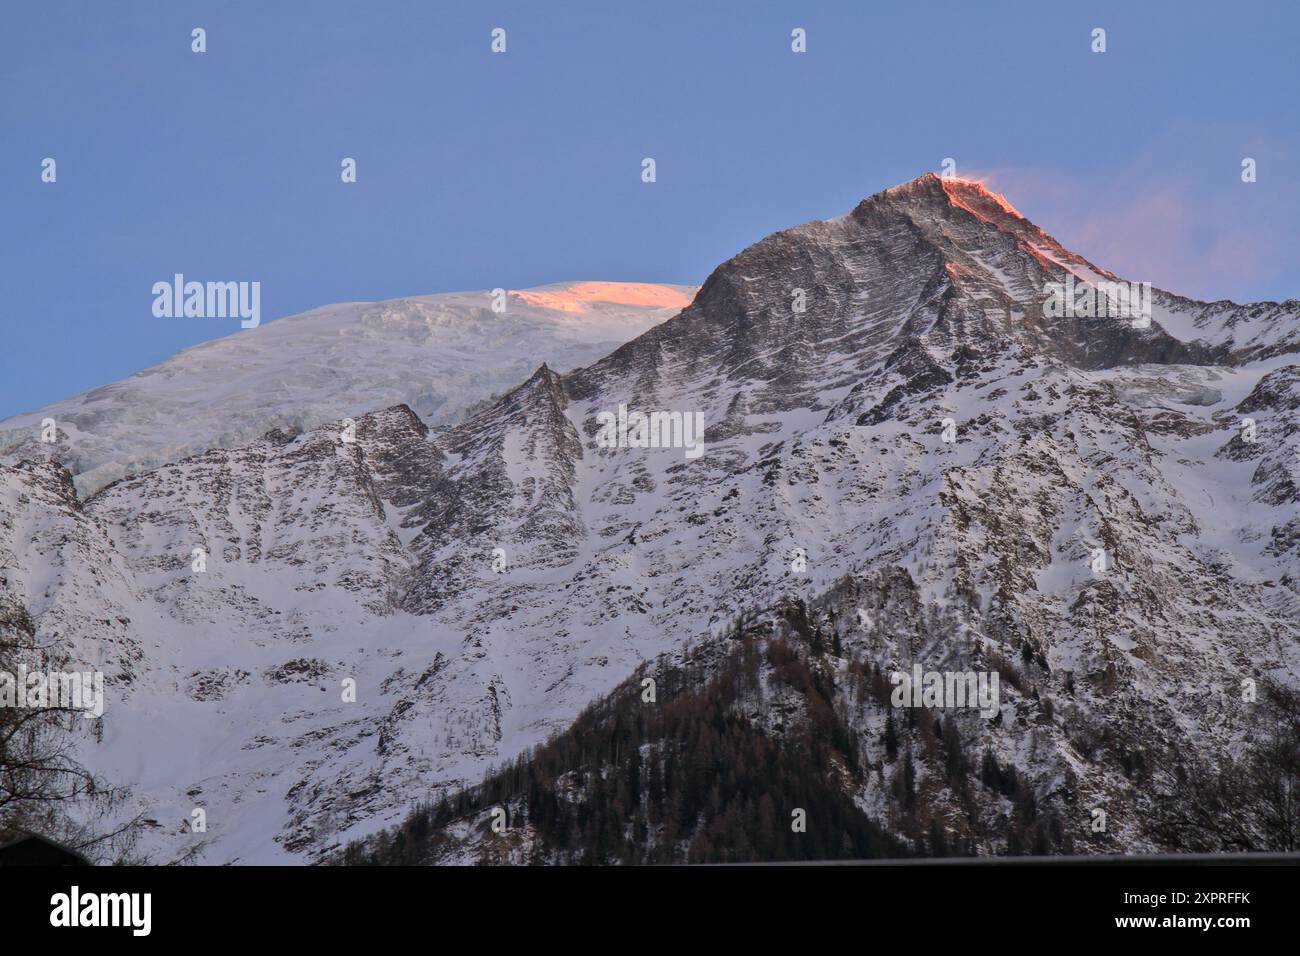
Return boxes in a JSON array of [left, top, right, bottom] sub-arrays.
[[971, 128, 1299, 303]]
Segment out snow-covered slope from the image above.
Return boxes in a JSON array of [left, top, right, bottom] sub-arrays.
[[0, 282, 694, 496], [4, 175, 1298, 863]]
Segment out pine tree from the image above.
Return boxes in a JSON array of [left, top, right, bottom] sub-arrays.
[[929, 817, 949, 856], [884, 712, 899, 761], [943, 717, 967, 786]]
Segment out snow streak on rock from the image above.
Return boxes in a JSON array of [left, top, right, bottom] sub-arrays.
[[3, 175, 1297, 862]]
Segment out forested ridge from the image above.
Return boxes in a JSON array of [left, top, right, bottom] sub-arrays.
[[336, 589, 1300, 865], [339, 612, 906, 864]]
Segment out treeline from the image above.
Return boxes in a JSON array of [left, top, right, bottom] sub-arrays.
[[337, 618, 908, 865], [337, 596, 1074, 865], [843, 649, 1073, 858], [339, 590, 1299, 865], [1152, 680, 1300, 852], [796, 593, 1074, 858]]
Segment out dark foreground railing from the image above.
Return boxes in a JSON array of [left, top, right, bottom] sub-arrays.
[[726, 851, 1300, 866]]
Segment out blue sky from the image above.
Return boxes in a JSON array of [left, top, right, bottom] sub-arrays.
[[2, 0, 1297, 418]]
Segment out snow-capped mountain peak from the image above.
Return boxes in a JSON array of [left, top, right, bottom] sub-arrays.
[[4, 178, 1298, 863], [0, 281, 695, 497]]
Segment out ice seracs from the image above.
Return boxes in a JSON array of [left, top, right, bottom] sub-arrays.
[[0, 281, 695, 496]]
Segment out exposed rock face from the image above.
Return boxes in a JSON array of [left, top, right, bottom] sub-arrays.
[[0, 282, 693, 497], [3, 175, 1297, 862]]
